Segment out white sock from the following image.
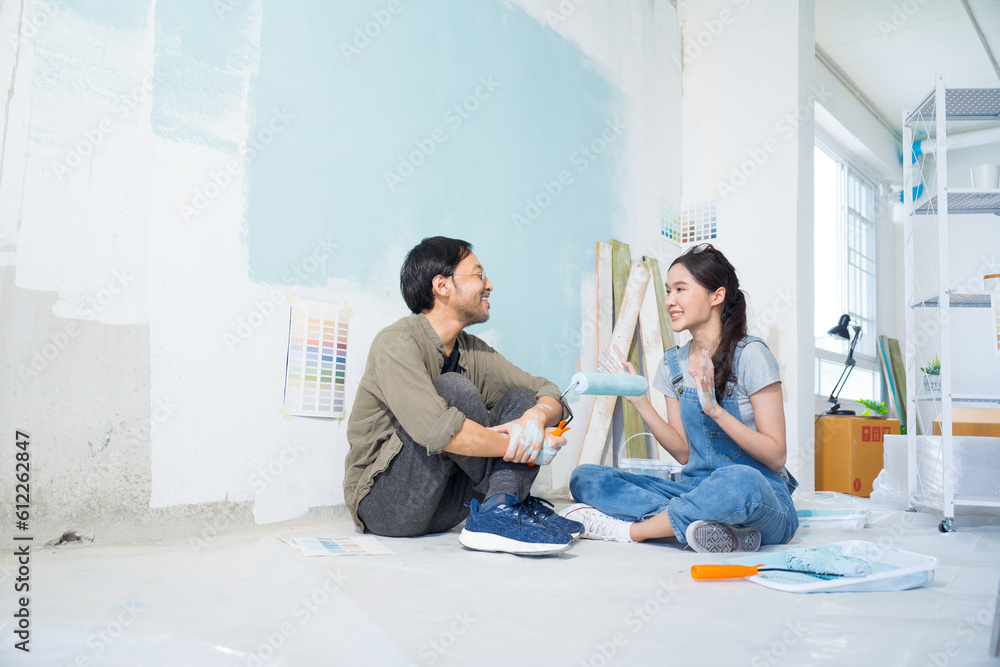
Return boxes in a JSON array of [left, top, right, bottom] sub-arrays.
[[612, 517, 635, 543]]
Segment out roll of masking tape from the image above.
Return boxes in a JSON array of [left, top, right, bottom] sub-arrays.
[[985, 273, 1000, 293]]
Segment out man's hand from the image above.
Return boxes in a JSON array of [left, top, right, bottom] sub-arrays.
[[494, 425, 567, 465], [492, 406, 552, 464], [535, 428, 568, 465]]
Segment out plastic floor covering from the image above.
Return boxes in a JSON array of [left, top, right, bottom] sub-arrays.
[[2, 492, 998, 666]]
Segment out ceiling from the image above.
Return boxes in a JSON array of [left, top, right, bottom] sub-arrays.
[[815, 0, 1000, 136]]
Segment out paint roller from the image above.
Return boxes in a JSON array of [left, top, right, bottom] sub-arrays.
[[567, 372, 649, 399], [524, 372, 649, 467], [690, 564, 848, 581], [550, 372, 649, 436], [691, 546, 873, 580]]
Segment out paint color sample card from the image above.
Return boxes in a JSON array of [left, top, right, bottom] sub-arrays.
[[660, 196, 680, 242], [284, 300, 350, 418], [660, 198, 717, 244], [291, 536, 393, 557], [679, 199, 717, 244]]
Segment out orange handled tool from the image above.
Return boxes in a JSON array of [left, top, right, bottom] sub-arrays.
[[691, 564, 844, 580], [527, 421, 571, 467]]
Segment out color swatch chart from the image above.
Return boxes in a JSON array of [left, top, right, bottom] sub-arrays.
[[284, 300, 349, 418], [661, 197, 718, 244], [290, 536, 393, 557]]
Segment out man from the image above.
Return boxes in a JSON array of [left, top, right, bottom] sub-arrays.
[[344, 236, 581, 555]]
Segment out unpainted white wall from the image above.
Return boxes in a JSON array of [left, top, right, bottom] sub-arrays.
[[678, 0, 816, 487], [908, 139, 1000, 415], [512, 0, 683, 494]]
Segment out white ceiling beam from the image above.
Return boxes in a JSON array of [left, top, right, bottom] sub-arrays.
[[961, 0, 1000, 83], [816, 46, 903, 142]]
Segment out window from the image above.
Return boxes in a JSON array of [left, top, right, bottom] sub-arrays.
[[814, 140, 881, 404]]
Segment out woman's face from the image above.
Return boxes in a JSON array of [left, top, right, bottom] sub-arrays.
[[664, 262, 724, 333]]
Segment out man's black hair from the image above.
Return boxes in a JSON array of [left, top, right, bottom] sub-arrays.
[[400, 236, 473, 313]]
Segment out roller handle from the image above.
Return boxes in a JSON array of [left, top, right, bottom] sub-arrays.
[[690, 564, 762, 579]]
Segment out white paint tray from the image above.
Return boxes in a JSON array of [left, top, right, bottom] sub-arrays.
[[796, 508, 869, 529], [722, 540, 939, 593]]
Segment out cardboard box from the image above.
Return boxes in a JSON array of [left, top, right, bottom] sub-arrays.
[[932, 407, 1000, 437], [815, 416, 900, 497]]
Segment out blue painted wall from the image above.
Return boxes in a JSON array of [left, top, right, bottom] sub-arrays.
[[152, 0, 260, 152], [175, 0, 623, 383]]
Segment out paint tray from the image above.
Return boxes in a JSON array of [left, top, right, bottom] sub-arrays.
[[721, 540, 938, 593], [796, 508, 869, 529]]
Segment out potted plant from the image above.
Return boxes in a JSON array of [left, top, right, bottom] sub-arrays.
[[858, 399, 888, 418], [921, 354, 941, 393]]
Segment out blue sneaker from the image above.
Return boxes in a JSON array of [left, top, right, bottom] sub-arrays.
[[459, 494, 574, 556], [521, 496, 583, 539]]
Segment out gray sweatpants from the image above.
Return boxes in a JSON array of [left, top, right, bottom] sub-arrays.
[[357, 373, 540, 536]]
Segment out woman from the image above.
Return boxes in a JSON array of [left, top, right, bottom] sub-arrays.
[[560, 243, 798, 553]]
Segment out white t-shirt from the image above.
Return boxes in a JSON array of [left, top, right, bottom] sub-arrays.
[[652, 339, 781, 431]]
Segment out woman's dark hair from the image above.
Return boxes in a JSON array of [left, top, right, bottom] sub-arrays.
[[400, 236, 473, 313], [669, 246, 748, 398]]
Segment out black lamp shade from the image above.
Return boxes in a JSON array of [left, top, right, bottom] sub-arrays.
[[828, 314, 851, 340]]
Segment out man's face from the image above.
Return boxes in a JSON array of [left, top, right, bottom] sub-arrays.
[[450, 252, 492, 326]]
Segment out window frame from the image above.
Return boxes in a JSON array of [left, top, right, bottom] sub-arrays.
[[814, 132, 882, 404]]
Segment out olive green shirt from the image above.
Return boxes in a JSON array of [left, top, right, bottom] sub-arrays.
[[344, 313, 562, 531]]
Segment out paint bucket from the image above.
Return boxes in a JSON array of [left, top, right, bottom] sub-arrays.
[[985, 274, 1000, 293], [970, 164, 1000, 189], [617, 434, 682, 481]]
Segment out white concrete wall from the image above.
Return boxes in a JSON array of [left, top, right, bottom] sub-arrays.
[[0, 0, 682, 535], [678, 0, 816, 487], [909, 140, 1000, 411], [512, 0, 683, 495], [813, 58, 900, 181], [813, 54, 901, 421]]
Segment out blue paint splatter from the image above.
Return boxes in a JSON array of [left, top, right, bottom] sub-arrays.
[[245, 0, 622, 382]]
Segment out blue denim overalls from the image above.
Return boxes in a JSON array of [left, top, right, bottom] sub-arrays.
[[568, 337, 799, 545]]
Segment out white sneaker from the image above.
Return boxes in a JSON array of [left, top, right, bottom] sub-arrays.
[[558, 504, 634, 543], [685, 520, 761, 553]]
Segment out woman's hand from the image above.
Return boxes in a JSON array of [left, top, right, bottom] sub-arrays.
[[689, 349, 723, 419], [599, 344, 644, 405]]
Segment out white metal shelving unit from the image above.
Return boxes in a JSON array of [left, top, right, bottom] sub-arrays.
[[902, 77, 1000, 532]]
